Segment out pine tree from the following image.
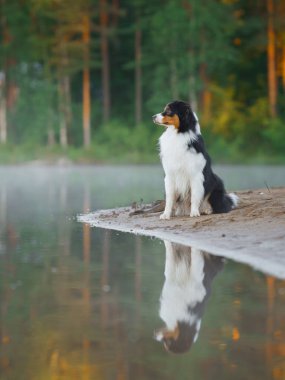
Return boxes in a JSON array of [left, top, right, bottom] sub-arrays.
[[0, 71, 7, 143], [40, 0, 95, 147], [82, 12, 91, 147], [267, 0, 277, 117], [100, 0, 111, 124], [146, 0, 236, 115], [0, 0, 7, 143]]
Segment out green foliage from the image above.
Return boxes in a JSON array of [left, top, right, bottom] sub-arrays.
[[203, 129, 244, 164], [205, 85, 245, 138], [0, 0, 285, 163], [263, 117, 285, 154], [1, 119, 285, 165], [8, 67, 58, 144], [96, 121, 160, 153]]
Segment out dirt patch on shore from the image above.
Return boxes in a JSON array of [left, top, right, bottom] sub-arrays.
[[78, 187, 285, 278]]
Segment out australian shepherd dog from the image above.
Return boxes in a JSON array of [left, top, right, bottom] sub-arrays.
[[153, 100, 238, 220]]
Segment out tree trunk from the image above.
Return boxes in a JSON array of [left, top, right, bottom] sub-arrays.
[[135, 27, 142, 126], [282, 45, 285, 93], [46, 74, 56, 147], [47, 128, 55, 147], [199, 63, 211, 122], [58, 77, 69, 148], [202, 89, 211, 123], [58, 40, 72, 148], [111, 0, 119, 26], [0, 1, 8, 144], [188, 75, 198, 113], [267, 0, 277, 117], [100, 0, 111, 123], [0, 72, 7, 144], [82, 14, 91, 148], [187, 1, 198, 112], [170, 57, 178, 100], [47, 104, 55, 146]]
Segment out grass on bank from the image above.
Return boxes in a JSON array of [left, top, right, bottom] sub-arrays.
[[0, 121, 285, 165], [1, 141, 285, 165]]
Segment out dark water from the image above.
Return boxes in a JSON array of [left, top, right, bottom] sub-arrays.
[[1, 165, 285, 380]]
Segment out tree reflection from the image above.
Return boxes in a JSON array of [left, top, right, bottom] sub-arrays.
[[1, 168, 285, 379]]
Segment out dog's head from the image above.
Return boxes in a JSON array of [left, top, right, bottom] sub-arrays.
[[154, 320, 201, 354], [152, 100, 198, 133]]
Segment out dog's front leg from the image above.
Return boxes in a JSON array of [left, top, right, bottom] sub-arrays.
[[190, 176, 204, 217], [163, 240, 175, 278], [160, 175, 175, 220]]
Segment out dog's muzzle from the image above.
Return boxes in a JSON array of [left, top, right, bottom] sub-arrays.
[[152, 114, 163, 124]]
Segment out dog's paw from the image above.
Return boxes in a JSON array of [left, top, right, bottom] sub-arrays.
[[201, 208, 212, 215], [190, 209, 200, 217], [160, 212, 171, 220]]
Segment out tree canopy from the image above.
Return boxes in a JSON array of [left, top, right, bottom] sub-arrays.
[[0, 0, 284, 162]]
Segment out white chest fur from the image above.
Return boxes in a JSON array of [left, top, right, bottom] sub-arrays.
[[159, 127, 206, 218], [159, 127, 206, 177]]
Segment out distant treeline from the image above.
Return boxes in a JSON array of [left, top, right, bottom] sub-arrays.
[[0, 0, 284, 162]]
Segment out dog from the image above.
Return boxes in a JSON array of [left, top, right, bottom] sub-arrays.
[[152, 100, 238, 219], [154, 241, 224, 354]]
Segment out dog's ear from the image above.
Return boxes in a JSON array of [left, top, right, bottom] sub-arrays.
[[179, 103, 197, 132]]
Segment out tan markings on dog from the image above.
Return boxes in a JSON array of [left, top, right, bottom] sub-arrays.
[[162, 114, 180, 129], [161, 324, 180, 340]]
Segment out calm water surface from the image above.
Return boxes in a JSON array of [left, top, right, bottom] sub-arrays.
[[0, 165, 285, 380]]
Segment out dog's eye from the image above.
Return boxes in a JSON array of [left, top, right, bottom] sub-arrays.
[[163, 111, 173, 117]]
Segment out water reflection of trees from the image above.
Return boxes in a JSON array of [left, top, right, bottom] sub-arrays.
[[0, 179, 285, 379]]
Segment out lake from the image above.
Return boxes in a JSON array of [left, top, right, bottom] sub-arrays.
[[0, 165, 285, 380]]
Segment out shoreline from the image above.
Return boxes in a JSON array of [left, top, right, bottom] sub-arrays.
[[78, 187, 285, 279]]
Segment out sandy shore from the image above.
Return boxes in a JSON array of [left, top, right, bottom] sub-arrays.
[[78, 187, 285, 279]]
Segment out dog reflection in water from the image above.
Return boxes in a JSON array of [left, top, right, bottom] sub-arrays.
[[154, 241, 224, 354]]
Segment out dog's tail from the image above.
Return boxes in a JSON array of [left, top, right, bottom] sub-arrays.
[[209, 175, 239, 214], [228, 193, 239, 209]]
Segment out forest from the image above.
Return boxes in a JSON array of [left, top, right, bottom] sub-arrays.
[[0, 0, 284, 164]]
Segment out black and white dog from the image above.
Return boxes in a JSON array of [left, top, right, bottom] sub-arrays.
[[153, 100, 238, 219], [154, 241, 224, 354]]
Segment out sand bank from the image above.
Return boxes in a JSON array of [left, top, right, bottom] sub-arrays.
[[78, 188, 285, 278]]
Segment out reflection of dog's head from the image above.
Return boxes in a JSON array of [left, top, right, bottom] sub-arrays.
[[154, 321, 200, 354], [155, 242, 224, 354]]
